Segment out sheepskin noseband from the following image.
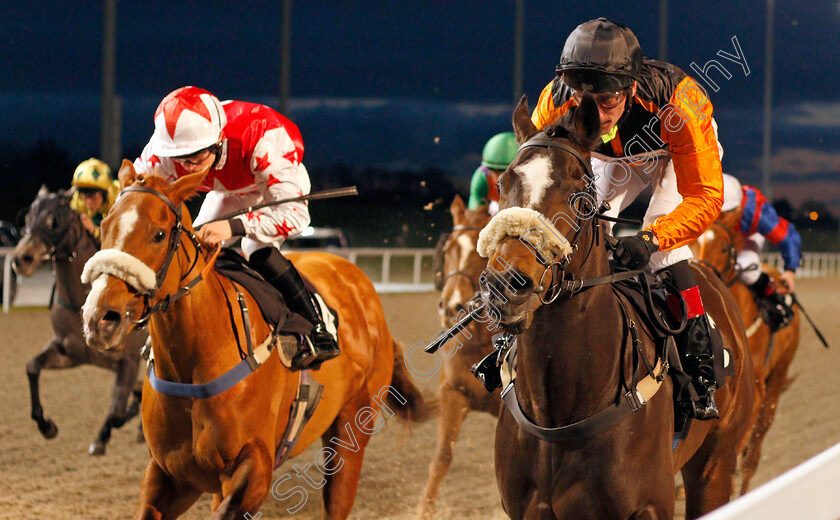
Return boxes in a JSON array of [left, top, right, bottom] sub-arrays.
[[477, 207, 574, 260], [81, 248, 157, 295]]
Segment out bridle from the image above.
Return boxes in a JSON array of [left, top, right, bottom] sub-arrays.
[[512, 132, 624, 304], [118, 185, 210, 327]]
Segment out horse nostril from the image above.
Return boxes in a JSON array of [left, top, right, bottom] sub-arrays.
[[508, 273, 532, 293], [98, 310, 122, 334]]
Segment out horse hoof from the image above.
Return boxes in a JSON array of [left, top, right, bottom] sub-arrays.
[[136, 429, 146, 444], [88, 441, 106, 456], [40, 419, 58, 439]]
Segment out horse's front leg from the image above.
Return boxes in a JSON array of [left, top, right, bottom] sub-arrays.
[[135, 459, 202, 520], [26, 338, 75, 438], [210, 439, 274, 520], [417, 384, 471, 520], [90, 352, 142, 455]]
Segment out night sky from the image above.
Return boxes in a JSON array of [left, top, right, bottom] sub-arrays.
[[2, 1, 839, 209]]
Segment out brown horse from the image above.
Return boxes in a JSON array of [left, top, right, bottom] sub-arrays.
[[690, 210, 801, 495], [81, 162, 428, 519], [417, 195, 499, 519], [11, 186, 145, 455], [478, 96, 754, 519]]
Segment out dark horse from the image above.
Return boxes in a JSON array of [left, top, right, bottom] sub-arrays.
[[12, 186, 146, 455], [478, 96, 754, 519], [689, 212, 801, 495]]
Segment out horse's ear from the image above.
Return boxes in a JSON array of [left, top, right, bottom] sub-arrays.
[[58, 188, 74, 202], [37, 184, 50, 198], [512, 95, 539, 144], [118, 159, 137, 189], [168, 171, 207, 206], [450, 194, 466, 225], [570, 94, 601, 148]]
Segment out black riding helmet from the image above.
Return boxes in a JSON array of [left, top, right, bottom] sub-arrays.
[[556, 18, 642, 92]]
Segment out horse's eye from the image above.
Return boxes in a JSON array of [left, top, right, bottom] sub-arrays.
[[153, 230, 166, 243]]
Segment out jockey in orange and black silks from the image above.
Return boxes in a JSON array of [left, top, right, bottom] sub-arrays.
[[530, 18, 726, 423], [532, 23, 724, 254]]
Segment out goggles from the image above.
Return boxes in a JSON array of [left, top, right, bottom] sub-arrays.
[[172, 145, 218, 167], [571, 87, 629, 110]]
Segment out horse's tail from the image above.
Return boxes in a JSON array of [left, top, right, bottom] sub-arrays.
[[385, 339, 436, 423]]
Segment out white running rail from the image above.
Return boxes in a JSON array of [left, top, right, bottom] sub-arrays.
[[3, 248, 839, 312], [699, 441, 840, 519]]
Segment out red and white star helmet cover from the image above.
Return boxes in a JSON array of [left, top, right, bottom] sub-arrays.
[[150, 86, 227, 157]]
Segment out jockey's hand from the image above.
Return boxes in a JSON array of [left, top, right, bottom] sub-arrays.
[[613, 230, 659, 270], [197, 220, 232, 247], [779, 270, 796, 294], [80, 214, 95, 235]]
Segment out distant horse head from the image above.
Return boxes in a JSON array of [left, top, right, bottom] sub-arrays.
[[690, 208, 745, 285], [13, 186, 83, 276], [437, 195, 491, 325]]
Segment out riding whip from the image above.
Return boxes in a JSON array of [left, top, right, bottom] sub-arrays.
[[196, 186, 358, 229], [425, 303, 487, 354], [791, 293, 830, 348]]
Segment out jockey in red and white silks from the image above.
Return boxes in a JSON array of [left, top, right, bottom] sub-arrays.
[[133, 86, 339, 370], [134, 90, 311, 257]]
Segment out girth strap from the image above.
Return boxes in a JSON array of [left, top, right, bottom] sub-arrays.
[[500, 359, 664, 443]]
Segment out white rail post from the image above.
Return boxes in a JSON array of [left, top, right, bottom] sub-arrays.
[[3, 252, 11, 313], [381, 251, 391, 285], [413, 251, 422, 285]]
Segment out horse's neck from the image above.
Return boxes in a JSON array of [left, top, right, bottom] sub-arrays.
[[148, 265, 247, 383], [54, 230, 98, 309], [515, 226, 625, 419]]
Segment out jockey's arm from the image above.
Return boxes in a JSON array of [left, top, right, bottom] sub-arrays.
[[227, 129, 311, 244], [646, 78, 723, 251]]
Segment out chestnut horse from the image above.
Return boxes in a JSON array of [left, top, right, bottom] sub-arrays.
[[82, 162, 428, 519], [11, 186, 145, 455], [478, 96, 754, 519], [690, 211, 800, 495], [418, 195, 499, 519]]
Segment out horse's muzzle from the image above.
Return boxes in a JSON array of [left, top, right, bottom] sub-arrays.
[[478, 267, 536, 329], [11, 238, 47, 276]]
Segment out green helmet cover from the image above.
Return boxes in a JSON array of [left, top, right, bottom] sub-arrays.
[[481, 132, 518, 170]]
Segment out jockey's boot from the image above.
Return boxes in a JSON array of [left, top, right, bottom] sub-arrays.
[[662, 260, 721, 421], [749, 272, 794, 333], [249, 248, 340, 370]]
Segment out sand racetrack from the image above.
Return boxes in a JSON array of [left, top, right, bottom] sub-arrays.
[[1, 278, 839, 519]]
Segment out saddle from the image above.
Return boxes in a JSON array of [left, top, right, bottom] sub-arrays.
[[213, 248, 340, 369]]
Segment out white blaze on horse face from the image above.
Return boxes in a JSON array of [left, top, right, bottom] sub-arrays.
[[456, 234, 475, 271], [82, 276, 109, 335], [515, 156, 553, 208], [112, 208, 140, 250]]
